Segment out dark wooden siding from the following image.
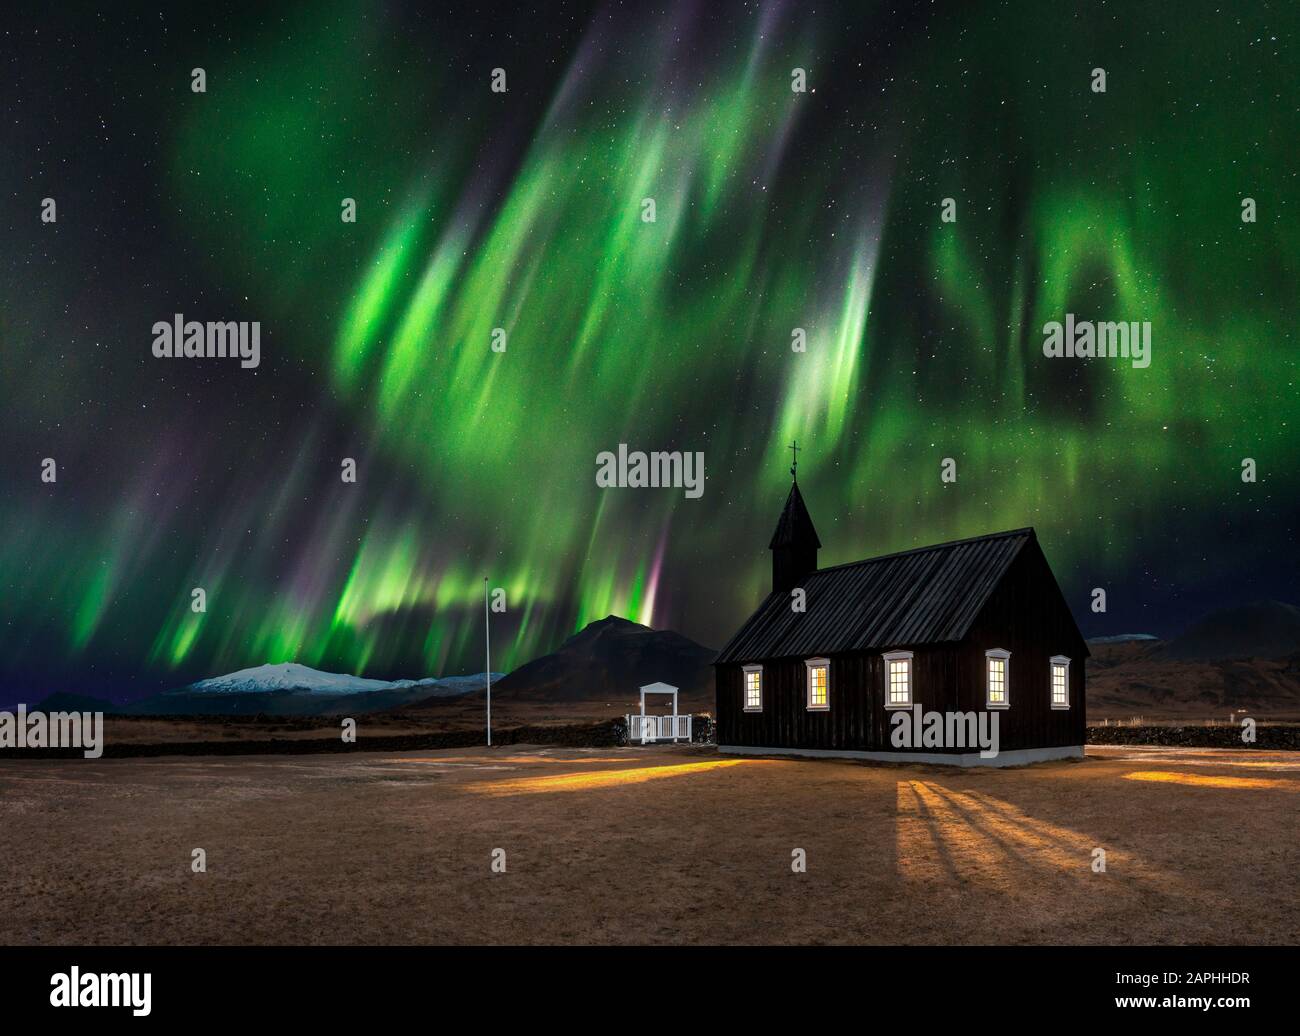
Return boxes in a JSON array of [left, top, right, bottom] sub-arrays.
[[716, 647, 962, 753], [714, 538, 1087, 755], [957, 538, 1087, 750]]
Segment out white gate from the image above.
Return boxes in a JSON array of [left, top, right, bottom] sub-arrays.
[[627, 713, 693, 744], [628, 683, 692, 743]]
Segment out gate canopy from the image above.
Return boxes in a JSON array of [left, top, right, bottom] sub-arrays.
[[638, 682, 678, 715]]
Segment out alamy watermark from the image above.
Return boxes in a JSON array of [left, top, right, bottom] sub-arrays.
[[152, 314, 261, 369], [50, 967, 150, 1016], [596, 444, 704, 499], [0, 705, 103, 758], [890, 705, 1000, 759], [1043, 314, 1151, 369]]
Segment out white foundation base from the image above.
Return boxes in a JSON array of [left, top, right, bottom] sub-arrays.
[[717, 744, 1085, 768]]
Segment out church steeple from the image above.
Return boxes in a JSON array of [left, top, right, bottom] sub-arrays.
[[769, 444, 820, 594]]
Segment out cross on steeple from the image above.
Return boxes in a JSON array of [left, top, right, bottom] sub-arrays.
[[769, 452, 820, 593], [789, 439, 801, 481]]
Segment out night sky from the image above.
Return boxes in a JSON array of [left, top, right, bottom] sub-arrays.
[[2, 1, 1297, 702]]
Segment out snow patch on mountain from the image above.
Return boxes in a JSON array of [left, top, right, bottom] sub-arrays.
[[184, 662, 501, 696]]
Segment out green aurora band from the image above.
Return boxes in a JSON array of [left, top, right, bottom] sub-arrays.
[[0, 1, 1295, 692]]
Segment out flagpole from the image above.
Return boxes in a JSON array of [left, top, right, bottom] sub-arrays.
[[484, 576, 491, 747]]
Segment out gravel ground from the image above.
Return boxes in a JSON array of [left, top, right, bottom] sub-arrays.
[[0, 743, 1295, 945]]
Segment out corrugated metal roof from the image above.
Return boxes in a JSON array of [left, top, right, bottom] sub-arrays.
[[714, 528, 1035, 664]]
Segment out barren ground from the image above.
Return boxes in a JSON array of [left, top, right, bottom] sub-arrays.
[[1, 743, 1296, 945], [90, 698, 698, 744]]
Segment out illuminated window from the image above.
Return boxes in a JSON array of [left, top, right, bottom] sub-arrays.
[[743, 665, 763, 712], [1050, 655, 1070, 709], [985, 648, 1010, 708], [882, 650, 914, 708], [805, 658, 830, 711]]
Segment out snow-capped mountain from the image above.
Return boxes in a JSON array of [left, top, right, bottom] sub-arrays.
[[187, 662, 461, 696], [103, 663, 506, 716]]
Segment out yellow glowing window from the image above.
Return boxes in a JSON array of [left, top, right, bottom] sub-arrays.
[[883, 650, 913, 708], [889, 660, 910, 704], [986, 650, 1009, 707], [743, 666, 763, 711], [1050, 657, 1070, 708], [806, 659, 829, 710]]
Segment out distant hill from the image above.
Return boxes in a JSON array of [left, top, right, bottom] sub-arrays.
[[1087, 643, 1300, 719], [1085, 603, 1300, 719], [487, 615, 716, 705], [30, 691, 121, 713], [1162, 601, 1300, 660]]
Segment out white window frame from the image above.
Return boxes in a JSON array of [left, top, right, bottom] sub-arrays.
[[985, 648, 1011, 709], [1050, 655, 1071, 710], [805, 657, 830, 711], [882, 650, 914, 709], [742, 664, 763, 712]]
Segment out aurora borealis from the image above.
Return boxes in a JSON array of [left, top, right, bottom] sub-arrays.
[[1, 1, 1297, 701]]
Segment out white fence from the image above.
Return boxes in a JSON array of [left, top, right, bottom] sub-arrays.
[[626, 713, 692, 744]]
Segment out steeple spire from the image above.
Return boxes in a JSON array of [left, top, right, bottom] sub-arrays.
[[769, 464, 820, 594]]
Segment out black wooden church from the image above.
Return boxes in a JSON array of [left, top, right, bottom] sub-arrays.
[[714, 476, 1087, 766]]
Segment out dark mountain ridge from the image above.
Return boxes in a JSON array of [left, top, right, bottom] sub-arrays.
[[488, 615, 716, 704]]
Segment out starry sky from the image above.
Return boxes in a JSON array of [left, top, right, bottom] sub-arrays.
[[2, 0, 1297, 701]]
